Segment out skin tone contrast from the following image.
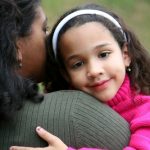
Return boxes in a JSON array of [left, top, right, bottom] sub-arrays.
[[17, 6, 48, 82], [59, 22, 131, 102]]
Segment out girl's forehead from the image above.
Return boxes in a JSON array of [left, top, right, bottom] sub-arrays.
[[62, 22, 113, 40], [59, 22, 119, 55]]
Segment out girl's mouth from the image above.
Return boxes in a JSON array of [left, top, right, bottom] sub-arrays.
[[88, 78, 111, 91]]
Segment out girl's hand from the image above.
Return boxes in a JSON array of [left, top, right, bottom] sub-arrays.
[[9, 126, 68, 150]]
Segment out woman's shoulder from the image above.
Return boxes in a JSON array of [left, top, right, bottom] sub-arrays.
[[0, 90, 130, 150]]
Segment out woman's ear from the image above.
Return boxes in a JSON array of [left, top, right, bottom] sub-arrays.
[[17, 50, 22, 64], [122, 44, 131, 67], [16, 39, 23, 68]]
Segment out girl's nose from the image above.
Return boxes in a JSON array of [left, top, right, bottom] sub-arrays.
[[87, 61, 103, 79]]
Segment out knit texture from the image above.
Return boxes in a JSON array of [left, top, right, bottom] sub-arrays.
[[0, 91, 130, 150]]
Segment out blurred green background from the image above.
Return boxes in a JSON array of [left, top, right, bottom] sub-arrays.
[[42, 0, 150, 51]]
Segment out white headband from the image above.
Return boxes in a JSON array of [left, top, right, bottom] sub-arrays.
[[52, 9, 126, 57]]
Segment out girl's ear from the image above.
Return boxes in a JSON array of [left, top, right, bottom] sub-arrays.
[[122, 44, 131, 67]]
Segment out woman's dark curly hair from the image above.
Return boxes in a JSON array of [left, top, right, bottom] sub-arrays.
[[0, 0, 43, 120], [47, 3, 150, 95]]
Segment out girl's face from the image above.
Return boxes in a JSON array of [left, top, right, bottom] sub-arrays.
[[59, 22, 131, 102]]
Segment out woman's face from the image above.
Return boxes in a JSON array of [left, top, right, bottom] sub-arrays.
[[17, 6, 48, 82]]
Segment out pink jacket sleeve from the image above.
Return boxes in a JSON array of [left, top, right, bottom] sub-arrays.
[[123, 111, 150, 149]]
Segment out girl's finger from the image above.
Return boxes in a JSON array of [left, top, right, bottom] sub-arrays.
[[36, 126, 58, 144]]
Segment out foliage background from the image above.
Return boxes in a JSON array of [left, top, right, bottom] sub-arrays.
[[42, 0, 150, 51]]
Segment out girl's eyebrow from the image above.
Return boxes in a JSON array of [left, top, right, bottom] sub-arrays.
[[65, 42, 112, 63], [65, 54, 81, 64], [94, 42, 111, 49]]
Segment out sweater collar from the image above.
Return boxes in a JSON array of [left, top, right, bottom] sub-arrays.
[[107, 75, 133, 107]]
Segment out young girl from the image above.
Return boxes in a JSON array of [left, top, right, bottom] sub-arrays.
[[11, 3, 150, 150]]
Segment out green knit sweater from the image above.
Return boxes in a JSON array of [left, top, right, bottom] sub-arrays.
[[0, 90, 130, 150]]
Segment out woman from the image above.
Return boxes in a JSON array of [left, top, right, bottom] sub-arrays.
[[0, 0, 47, 119]]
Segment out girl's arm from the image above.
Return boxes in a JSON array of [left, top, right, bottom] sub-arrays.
[[10, 127, 101, 150]]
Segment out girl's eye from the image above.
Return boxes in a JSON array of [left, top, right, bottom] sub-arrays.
[[72, 61, 84, 69], [98, 51, 110, 58]]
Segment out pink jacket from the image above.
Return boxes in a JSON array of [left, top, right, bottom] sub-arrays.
[[68, 75, 150, 150]]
